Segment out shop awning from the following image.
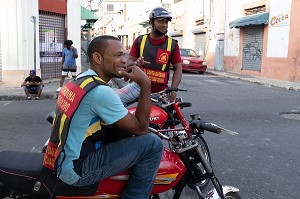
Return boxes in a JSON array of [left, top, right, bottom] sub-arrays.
[[229, 12, 269, 29], [81, 6, 98, 22]]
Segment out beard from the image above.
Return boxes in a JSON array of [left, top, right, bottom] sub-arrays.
[[153, 26, 167, 36]]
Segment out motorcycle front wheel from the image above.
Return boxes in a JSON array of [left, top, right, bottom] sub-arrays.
[[224, 192, 242, 199], [188, 135, 211, 190]]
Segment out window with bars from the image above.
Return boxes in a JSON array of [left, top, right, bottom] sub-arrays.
[[39, 11, 66, 79], [245, 5, 266, 16], [107, 4, 114, 12]]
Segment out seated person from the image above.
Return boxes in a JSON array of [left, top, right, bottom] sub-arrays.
[[21, 70, 44, 100]]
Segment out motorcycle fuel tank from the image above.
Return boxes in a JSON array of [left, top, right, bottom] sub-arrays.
[[128, 105, 168, 128]]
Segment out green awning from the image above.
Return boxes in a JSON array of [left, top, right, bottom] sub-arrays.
[[81, 6, 98, 23], [229, 12, 269, 29]]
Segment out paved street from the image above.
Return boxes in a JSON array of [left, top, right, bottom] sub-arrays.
[[1, 73, 300, 199]]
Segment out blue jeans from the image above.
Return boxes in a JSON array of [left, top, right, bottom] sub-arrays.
[[72, 133, 163, 199]]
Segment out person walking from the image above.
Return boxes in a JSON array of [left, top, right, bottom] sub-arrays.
[[57, 40, 78, 92]]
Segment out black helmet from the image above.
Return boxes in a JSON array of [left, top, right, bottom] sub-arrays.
[[149, 7, 172, 21]]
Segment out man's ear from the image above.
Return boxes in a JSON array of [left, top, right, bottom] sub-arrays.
[[92, 52, 103, 65]]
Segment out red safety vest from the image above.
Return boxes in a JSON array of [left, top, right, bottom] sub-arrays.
[[137, 34, 177, 93], [43, 75, 107, 171]]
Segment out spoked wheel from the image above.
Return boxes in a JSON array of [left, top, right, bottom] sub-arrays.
[[225, 192, 242, 199], [188, 135, 211, 190], [210, 177, 242, 199]]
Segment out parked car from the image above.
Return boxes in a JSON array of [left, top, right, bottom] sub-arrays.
[[178, 48, 207, 74]]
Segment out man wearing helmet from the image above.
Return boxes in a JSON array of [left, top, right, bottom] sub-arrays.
[[117, 7, 182, 105]]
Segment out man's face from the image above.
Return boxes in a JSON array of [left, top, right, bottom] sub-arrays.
[[153, 18, 169, 34], [102, 40, 127, 79]]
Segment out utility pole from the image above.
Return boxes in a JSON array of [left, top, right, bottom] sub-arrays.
[[31, 16, 37, 72], [214, 0, 226, 71], [87, 0, 92, 10]]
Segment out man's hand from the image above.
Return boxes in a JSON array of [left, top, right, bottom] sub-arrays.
[[134, 56, 150, 67], [118, 65, 150, 86], [168, 91, 177, 102]]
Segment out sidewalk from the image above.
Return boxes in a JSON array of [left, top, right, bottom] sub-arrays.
[[205, 68, 300, 91], [0, 78, 60, 101], [0, 68, 299, 101]]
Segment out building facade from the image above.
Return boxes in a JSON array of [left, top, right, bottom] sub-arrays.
[[0, 0, 81, 86], [98, 0, 299, 84], [218, 0, 300, 83]]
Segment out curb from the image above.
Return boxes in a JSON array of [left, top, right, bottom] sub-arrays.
[[0, 93, 57, 101]]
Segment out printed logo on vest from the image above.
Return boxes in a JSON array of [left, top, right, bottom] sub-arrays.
[[43, 141, 58, 170], [57, 82, 86, 118], [156, 48, 170, 65], [140, 66, 168, 84]]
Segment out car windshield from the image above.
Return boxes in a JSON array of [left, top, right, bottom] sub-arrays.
[[180, 49, 198, 57]]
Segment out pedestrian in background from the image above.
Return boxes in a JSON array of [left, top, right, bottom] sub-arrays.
[[21, 69, 44, 100], [57, 40, 78, 92]]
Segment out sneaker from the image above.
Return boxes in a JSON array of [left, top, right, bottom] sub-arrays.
[[56, 87, 62, 92], [27, 96, 31, 100], [35, 96, 40, 100]]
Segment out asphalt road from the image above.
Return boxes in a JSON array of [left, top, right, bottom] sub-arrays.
[[1, 73, 300, 199]]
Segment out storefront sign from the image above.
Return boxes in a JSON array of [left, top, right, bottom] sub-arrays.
[[267, 0, 292, 58]]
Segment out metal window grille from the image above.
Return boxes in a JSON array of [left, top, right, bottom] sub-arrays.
[[39, 11, 66, 79], [0, 33, 2, 82]]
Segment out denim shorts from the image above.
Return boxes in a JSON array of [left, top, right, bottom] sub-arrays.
[[23, 85, 43, 94]]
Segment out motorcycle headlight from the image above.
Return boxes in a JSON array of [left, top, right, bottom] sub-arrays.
[[183, 60, 190, 64]]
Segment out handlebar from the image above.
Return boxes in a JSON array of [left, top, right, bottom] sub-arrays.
[[151, 87, 188, 107], [165, 87, 187, 93], [190, 120, 221, 134]]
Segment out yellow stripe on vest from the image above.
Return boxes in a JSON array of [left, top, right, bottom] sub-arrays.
[[140, 35, 148, 57], [94, 76, 106, 83], [58, 114, 67, 148], [53, 112, 56, 125], [79, 77, 94, 89], [84, 121, 102, 140], [162, 37, 173, 71], [79, 76, 106, 89]]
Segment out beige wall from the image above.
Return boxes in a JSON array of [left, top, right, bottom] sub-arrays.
[[209, 0, 300, 83], [0, 0, 81, 86]]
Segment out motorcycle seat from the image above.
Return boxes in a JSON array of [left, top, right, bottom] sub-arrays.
[[0, 150, 100, 196], [0, 150, 44, 177]]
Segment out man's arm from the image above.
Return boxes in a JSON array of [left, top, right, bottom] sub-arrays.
[[37, 77, 44, 87], [61, 56, 65, 67], [71, 47, 78, 59], [170, 62, 182, 89], [115, 65, 151, 136], [21, 80, 28, 87]]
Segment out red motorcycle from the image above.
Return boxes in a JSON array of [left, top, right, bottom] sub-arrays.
[[0, 89, 241, 199]]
